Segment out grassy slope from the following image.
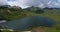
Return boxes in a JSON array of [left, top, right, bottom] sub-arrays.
[[8, 10, 60, 32], [0, 8, 60, 32], [26, 10, 60, 32], [16, 11, 60, 32], [44, 10, 60, 32]]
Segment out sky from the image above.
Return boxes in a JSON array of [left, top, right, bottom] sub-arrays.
[[0, 0, 8, 6], [0, 0, 60, 8]]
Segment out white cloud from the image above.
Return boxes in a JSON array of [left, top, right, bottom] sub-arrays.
[[47, 0, 60, 8], [8, 0, 30, 8], [0, 0, 60, 8], [8, 0, 51, 8], [58, 0, 60, 2]]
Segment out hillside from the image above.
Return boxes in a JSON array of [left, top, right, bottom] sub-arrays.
[[0, 6, 60, 32], [0, 6, 27, 21]]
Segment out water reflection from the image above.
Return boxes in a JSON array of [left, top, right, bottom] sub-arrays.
[[0, 16, 56, 30]]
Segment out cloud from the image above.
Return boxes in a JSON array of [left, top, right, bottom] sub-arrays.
[[8, 0, 51, 8], [7, 0, 30, 8], [7, 0, 16, 1], [0, 0, 60, 8], [47, 0, 60, 8], [0, 0, 8, 6]]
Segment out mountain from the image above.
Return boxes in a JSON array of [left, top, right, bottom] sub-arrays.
[[0, 5, 23, 21], [0, 5, 11, 8], [24, 6, 42, 11], [24, 6, 44, 14]]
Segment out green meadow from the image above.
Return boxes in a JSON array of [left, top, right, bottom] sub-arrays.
[[0, 6, 60, 32]]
